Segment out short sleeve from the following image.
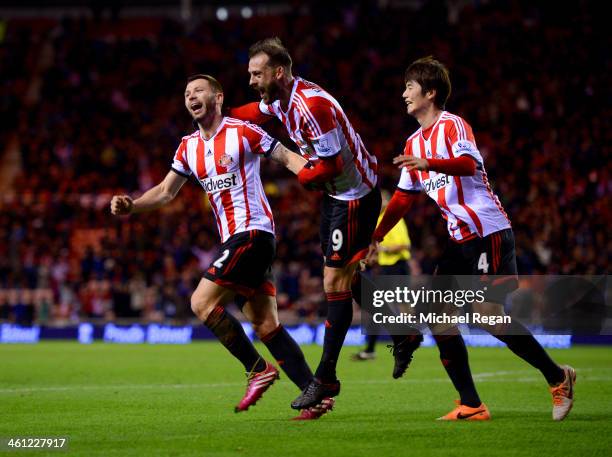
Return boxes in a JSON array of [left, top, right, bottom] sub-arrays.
[[171, 141, 192, 177], [305, 104, 342, 158], [398, 167, 423, 192], [397, 140, 422, 192], [243, 123, 278, 156]]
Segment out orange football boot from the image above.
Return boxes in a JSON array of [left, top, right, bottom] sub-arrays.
[[550, 365, 576, 421], [437, 400, 491, 421]]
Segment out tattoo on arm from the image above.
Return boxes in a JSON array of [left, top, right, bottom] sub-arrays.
[[269, 143, 307, 175], [269, 142, 288, 166]]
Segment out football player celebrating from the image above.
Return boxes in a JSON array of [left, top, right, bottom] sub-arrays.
[[230, 38, 423, 410], [369, 57, 575, 421], [111, 74, 333, 420]]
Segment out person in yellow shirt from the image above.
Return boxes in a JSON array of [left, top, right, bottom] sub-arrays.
[[352, 190, 412, 360]]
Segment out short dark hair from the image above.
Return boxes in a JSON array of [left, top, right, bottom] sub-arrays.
[[404, 56, 451, 109], [248, 37, 292, 72], [186, 74, 223, 93]]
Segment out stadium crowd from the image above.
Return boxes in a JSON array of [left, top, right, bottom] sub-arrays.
[[0, 1, 608, 324]]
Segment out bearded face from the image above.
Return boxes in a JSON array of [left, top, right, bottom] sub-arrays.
[[248, 53, 282, 104], [185, 79, 219, 122]]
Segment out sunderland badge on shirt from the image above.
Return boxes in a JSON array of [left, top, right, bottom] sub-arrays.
[[218, 153, 234, 167]]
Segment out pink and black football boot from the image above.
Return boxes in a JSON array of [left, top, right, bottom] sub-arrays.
[[234, 361, 280, 413], [292, 397, 335, 421]]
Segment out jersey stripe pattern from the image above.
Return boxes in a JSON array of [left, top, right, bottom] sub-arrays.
[[398, 111, 510, 242], [258, 77, 377, 201], [172, 117, 276, 243]]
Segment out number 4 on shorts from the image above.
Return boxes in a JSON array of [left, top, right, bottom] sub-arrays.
[[478, 252, 489, 273]]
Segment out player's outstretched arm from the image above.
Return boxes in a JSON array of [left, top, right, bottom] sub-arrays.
[[372, 190, 418, 242], [227, 103, 273, 125], [110, 170, 187, 216], [393, 154, 476, 176], [394, 155, 428, 171], [269, 142, 308, 175]]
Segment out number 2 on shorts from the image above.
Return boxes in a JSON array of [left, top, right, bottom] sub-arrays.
[[213, 249, 230, 268]]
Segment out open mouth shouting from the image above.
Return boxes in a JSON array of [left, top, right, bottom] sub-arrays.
[[256, 87, 268, 101], [190, 102, 204, 116]]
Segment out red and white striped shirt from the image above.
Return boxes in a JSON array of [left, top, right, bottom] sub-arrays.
[[398, 111, 511, 242], [172, 117, 277, 243], [257, 77, 377, 201]]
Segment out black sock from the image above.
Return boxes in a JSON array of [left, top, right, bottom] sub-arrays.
[[494, 322, 564, 385], [434, 334, 481, 407], [314, 291, 353, 382], [262, 325, 313, 390], [204, 306, 266, 372], [365, 335, 377, 353]]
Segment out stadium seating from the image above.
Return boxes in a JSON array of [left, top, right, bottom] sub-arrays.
[[0, 2, 607, 324]]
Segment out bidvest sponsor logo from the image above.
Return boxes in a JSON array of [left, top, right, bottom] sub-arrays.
[[423, 174, 451, 193], [344, 326, 366, 346], [315, 324, 364, 346], [146, 324, 192, 344], [286, 324, 316, 345], [0, 324, 40, 343], [103, 323, 145, 343], [200, 172, 241, 194], [241, 322, 254, 341], [78, 323, 94, 344]]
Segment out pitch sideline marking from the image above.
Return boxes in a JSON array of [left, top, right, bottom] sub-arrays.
[[0, 369, 603, 395]]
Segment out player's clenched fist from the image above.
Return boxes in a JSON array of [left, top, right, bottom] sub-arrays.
[[110, 195, 134, 215]]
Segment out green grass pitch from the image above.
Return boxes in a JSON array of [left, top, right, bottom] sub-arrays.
[[1, 342, 611, 456]]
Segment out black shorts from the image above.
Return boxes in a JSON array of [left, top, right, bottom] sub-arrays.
[[320, 187, 382, 268], [203, 230, 276, 298], [435, 228, 518, 303]]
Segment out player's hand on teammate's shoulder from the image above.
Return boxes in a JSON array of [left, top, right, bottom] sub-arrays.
[[393, 154, 429, 171], [110, 195, 134, 215]]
